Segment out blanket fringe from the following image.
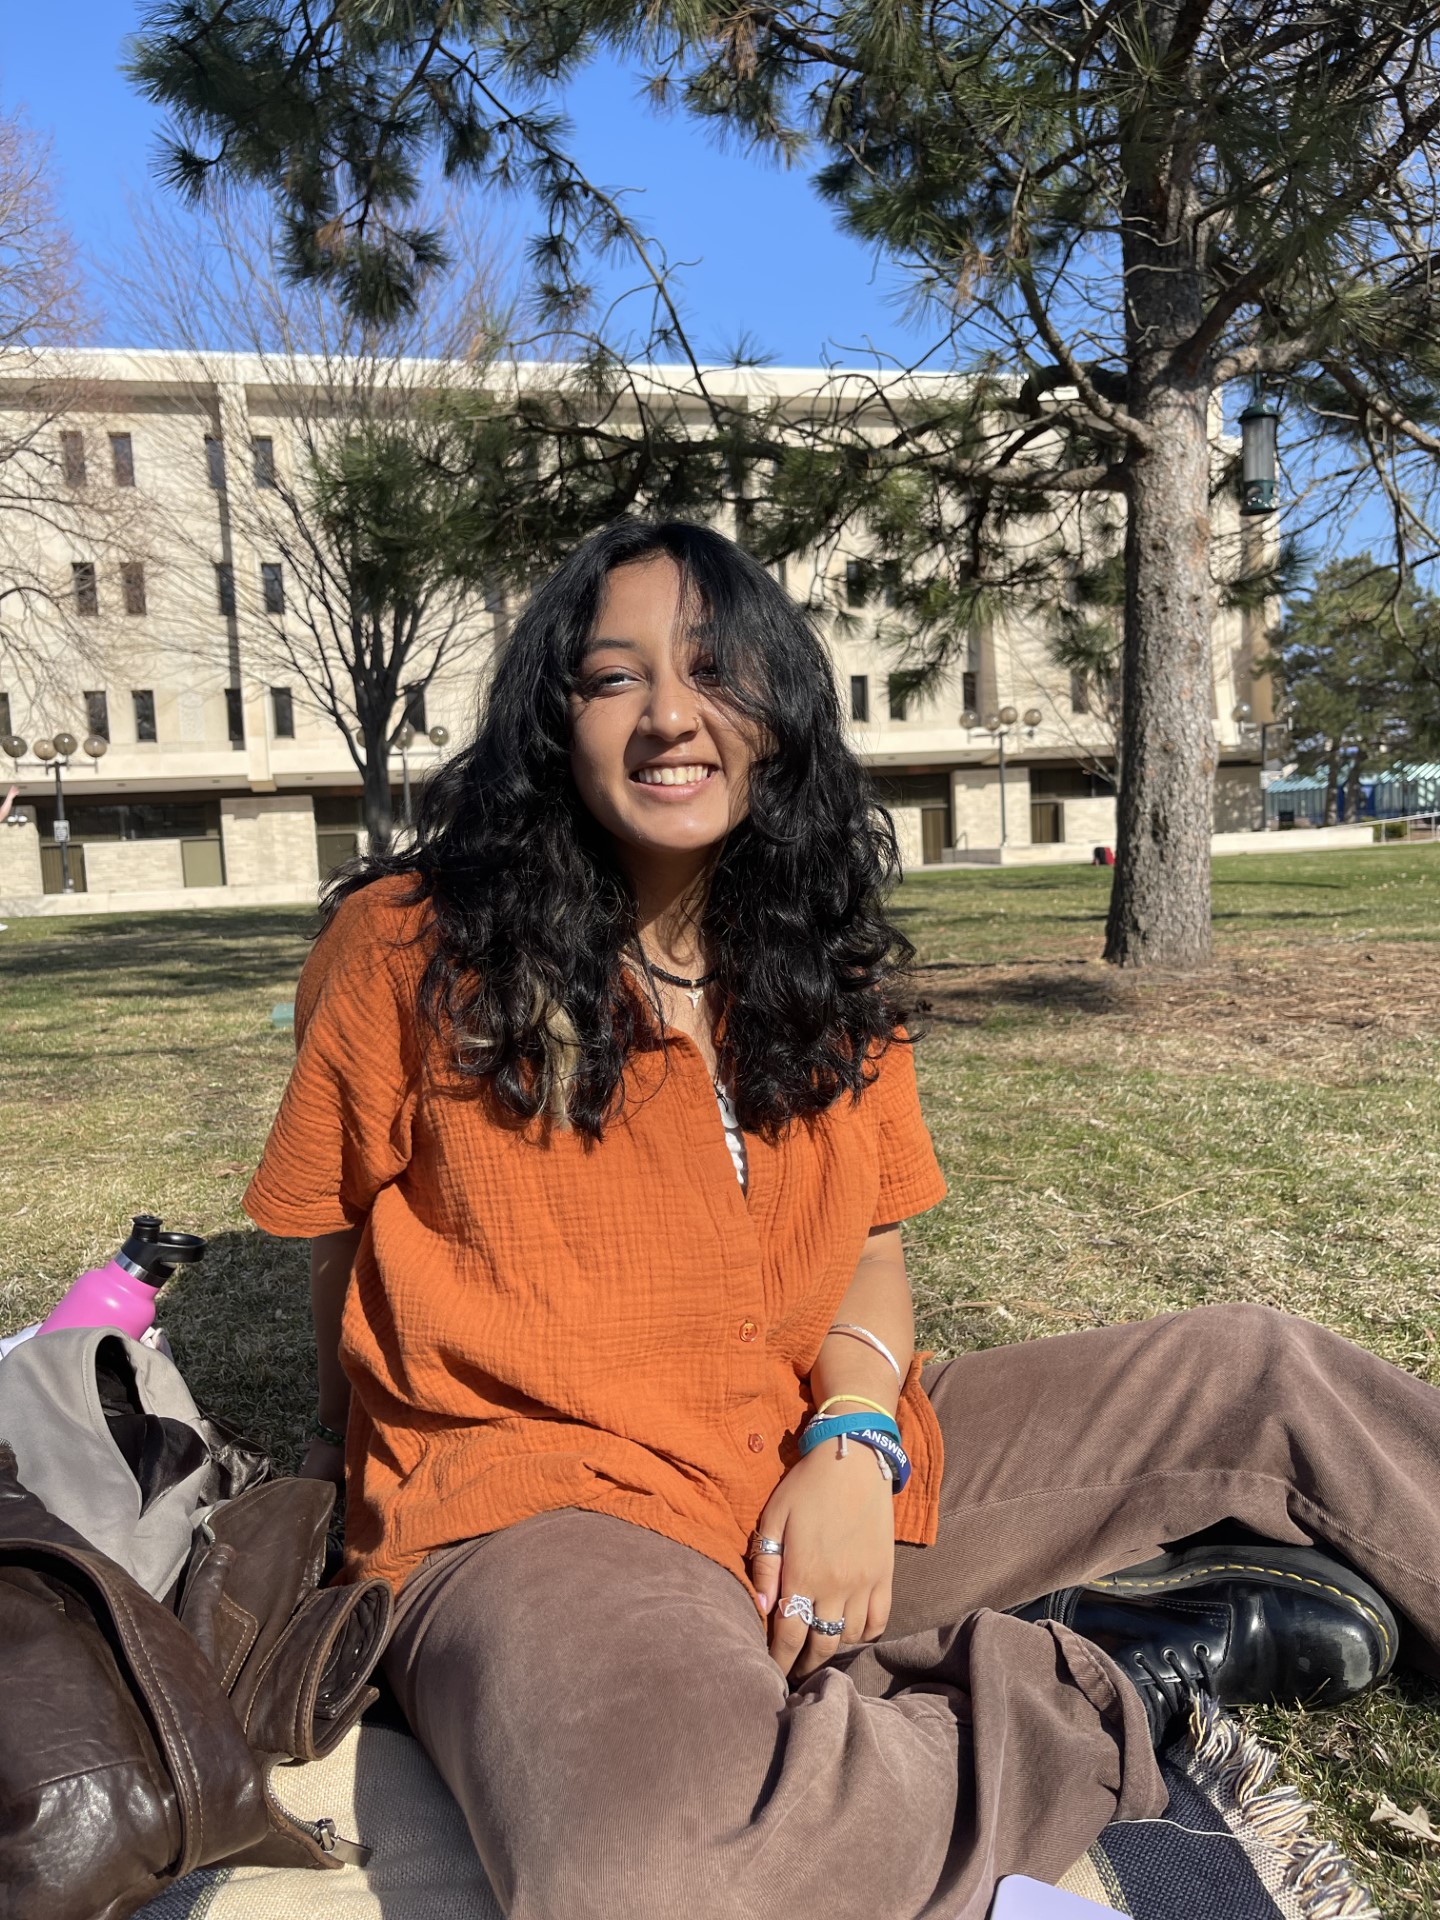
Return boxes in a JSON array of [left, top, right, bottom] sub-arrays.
[[1185, 1695, 1380, 1920]]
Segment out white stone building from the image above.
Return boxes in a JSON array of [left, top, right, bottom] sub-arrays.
[[0, 351, 1269, 914]]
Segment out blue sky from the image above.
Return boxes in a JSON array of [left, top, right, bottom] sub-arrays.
[[1, 5, 927, 368]]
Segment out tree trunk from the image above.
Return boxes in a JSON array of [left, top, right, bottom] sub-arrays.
[[361, 727, 394, 853], [1322, 743, 1341, 827], [1103, 328, 1215, 967]]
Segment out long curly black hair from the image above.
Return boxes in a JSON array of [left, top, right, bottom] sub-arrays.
[[327, 518, 915, 1139]]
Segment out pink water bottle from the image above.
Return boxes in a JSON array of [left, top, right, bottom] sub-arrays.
[[38, 1214, 208, 1339]]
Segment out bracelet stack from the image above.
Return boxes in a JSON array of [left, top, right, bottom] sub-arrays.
[[798, 1394, 911, 1492]]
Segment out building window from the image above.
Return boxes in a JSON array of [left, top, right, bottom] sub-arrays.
[[72, 561, 98, 615], [845, 559, 866, 607], [252, 436, 276, 487], [849, 674, 870, 724], [261, 562, 285, 615], [225, 687, 244, 745], [880, 561, 901, 608], [271, 686, 295, 738], [121, 562, 147, 616], [962, 670, 978, 712], [215, 562, 236, 616], [205, 434, 226, 490], [1070, 671, 1090, 715], [109, 433, 135, 487], [888, 672, 921, 722], [84, 691, 109, 740], [0, 691, 11, 737], [132, 690, 157, 743], [402, 683, 427, 734], [60, 430, 86, 488]]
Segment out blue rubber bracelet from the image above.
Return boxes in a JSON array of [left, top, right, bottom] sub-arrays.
[[850, 1428, 911, 1492], [798, 1411, 902, 1454]]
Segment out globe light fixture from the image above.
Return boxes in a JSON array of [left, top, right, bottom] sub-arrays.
[[83, 735, 109, 760], [998, 704, 1019, 727], [2, 734, 27, 760], [1023, 707, 1043, 730], [52, 731, 78, 757], [1239, 392, 1280, 515], [959, 708, 980, 731], [427, 725, 450, 747], [32, 738, 56, 761]]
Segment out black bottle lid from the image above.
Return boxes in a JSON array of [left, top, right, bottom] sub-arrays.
[[118, 1214, 208, 1282]]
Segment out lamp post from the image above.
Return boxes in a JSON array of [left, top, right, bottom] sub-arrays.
[[968, 705, 1042, 847], [3, 728, 107, 891]]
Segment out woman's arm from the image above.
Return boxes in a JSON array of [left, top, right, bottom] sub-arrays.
[[809, 1223, 914, 1419], [298, 1225, 362, 1485], [751, 1224, 917, 1680]]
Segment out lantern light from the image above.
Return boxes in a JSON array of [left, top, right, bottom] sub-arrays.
[[1239, 392, 1279, 515]]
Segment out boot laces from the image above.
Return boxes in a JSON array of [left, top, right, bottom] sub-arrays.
[[1135, 1641, 1219, 1718]]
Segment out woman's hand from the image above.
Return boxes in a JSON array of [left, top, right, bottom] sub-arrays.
[[750, 1440, 896, 1682]]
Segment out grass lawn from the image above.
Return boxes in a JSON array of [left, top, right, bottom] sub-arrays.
[[2, 842, 1438, 1908]]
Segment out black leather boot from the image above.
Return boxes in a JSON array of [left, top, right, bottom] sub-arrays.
[[1013, 1543, 1399, 1749]]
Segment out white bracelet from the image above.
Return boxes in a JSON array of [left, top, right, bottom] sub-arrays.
[[825, 1321, 904, 1384]]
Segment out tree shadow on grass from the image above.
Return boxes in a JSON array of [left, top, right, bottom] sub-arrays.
[[914, 963, 1125, 1027], [156, 1227, 313, 1468], [0, 912, 319, 1002]]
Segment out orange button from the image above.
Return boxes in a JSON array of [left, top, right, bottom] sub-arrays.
[[739, 1319, 758, 1343], [747, 1432, 765, 1453]]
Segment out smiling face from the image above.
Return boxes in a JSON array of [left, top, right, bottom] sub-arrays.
[[568, 554, 755, 877]]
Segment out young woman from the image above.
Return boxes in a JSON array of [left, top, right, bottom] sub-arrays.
[[246, 520, 1437, 1920]]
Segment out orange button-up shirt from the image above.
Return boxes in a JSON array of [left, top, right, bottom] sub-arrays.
[[245, 878, 948, 1593]]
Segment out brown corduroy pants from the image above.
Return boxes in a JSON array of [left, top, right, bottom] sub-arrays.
[[383, 1305, 1440, 1920]]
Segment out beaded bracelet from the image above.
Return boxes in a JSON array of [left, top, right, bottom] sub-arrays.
[[307, 1415, 345, 1449]]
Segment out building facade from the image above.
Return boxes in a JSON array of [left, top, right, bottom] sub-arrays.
[[0, 351, 1270, 914]]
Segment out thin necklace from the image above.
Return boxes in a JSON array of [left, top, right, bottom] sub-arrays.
[[633, 949, 718, 1009]]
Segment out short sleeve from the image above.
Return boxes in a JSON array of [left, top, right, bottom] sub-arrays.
[[869, 1035, 947, 1228], [243, 882, 426, 1237]]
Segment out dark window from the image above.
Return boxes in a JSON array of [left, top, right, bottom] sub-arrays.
[[109, 433, 135, 487], [132, 689, 157, 743], [271, 686, 294, 738], [121, 562, 147, 616], [769, 557, 787, 592], [402, 683, 427, 734], [35, 798, 221, 841], [205, 434, 226, 490], [845, 559, 866, 607], [215, 562, 236, 616], [849, 674, 870, 724], [252, 436, 276, 487], [888, 672, 920, 722], [60, 430, 86, 488], [0, 692, 11, 736], [84, 691, 109, 740], [1030, 765, 1115, 799], [261, 562, 285, 614], [962, 670, 978, 712], [72, 561, 98, 615], [880, 561, 901, 608], [1070, 670, 1090, 715], [225, 687, 244, 744]]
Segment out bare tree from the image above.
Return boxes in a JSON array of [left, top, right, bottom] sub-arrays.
[[0, 113, 141, 714]]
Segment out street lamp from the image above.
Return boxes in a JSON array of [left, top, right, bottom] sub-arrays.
[[982, 705, 1042, 847], [1239, 391, 1280, 515], [357, 721, 452, 832], [6, 728, 107, 891]]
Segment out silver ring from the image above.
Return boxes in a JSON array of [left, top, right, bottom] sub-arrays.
[[748, 1532, 784, 1558], [780, 1594, 815, 1627], [810, 1616, 845, 1637]]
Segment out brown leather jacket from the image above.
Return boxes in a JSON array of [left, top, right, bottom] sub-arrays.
[[0, 1443, 392, 1920]]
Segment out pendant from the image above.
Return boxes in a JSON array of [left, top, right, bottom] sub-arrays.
[[685, 987, 703, 1009]]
